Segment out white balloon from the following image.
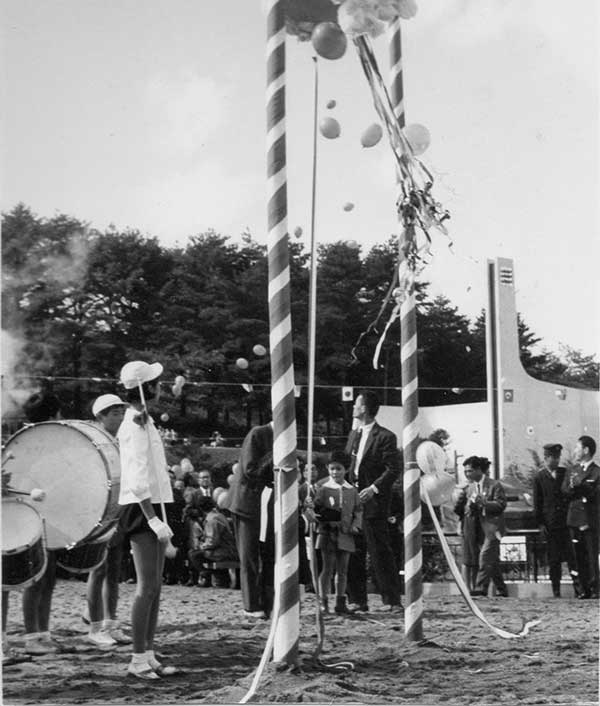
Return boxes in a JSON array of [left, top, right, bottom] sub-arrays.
[[236, 357, 249, 370], [253, 344, 267, 357], [174, 375, 186, 386], [404, 123, 431, 156], [326, 99, 336, 109], [416, 441, 447, 475], [420, 472, 455, 506], [180, 458, 194, 474], [294, 226, 303, 238], [346, 240, 359, 250], [343, 202, 355, 212], [160, 412, 169, 422], [360, 123, 383, 148], [212, 487, 226, 503]]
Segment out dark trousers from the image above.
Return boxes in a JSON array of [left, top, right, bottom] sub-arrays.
[[347, 518, 401, 606], [232, 514, 274, 614], [569, 526, 599, 596], [546, 527, 578, 594], [475, 535, 507, 594]]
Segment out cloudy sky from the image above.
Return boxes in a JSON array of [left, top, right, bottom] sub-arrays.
[[3, 0, 598, 354]]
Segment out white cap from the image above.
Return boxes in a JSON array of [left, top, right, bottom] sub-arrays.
[[92, 394, 126, 417], [119, 360, 163, 390]]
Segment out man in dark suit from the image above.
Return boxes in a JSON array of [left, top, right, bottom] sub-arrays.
[[344, 391, 401, 612], [228, 423, 274, 617], [562, 435, 600, 599], [533, 443, 579, 597]]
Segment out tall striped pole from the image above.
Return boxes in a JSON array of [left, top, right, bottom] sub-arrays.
[[389, 18, 424, 642], [266, 0, 300, 666]]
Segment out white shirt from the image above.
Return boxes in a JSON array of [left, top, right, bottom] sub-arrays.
[[117, 407, 173, 505], [355, 421, 375, 472]]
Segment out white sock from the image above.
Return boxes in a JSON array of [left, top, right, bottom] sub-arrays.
[[25, 632, 41, 642], [90, 621, 104, 634], [145, 649, 160, 667], [39, 631, 51, 641], [103, 619, 117, 631], [131, 652, 148, 665]]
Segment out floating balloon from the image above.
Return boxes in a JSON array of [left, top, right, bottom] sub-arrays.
[[227, 473, 236, 487], [416, 441, 447, 475], [360, 123, 382, 148], [404, 123, 431, 156], [421, 471, 455, 506], [217, 490, 231, 509], [236, 357, 249, 370], [311, 22, 347, 60], [253, 344, 267, 357], [294, 226, 303, 238], [343, 202, 354, 212], [171, 464, 182, 479], [212, 487, 225, 503], [160, 412, 169, 423], [326, 99, 336, 109], [232, 462, 241, 475], [346, 239, 359, 250], [319, 116, 341, 139], [174, 375, 186, 387], [181, 460, 194, 476]]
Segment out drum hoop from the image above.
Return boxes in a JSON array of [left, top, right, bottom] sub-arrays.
[[1, 539, 48, 592], [2, 499, 44, 555], [56, 543, 109, 574]]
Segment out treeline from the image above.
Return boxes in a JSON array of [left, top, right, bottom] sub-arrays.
[[2, 204, 597, 439]]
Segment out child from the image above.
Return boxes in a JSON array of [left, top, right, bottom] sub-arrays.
[[311, 450, 362, 614]]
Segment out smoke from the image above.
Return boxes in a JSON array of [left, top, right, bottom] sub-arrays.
[[1, 329, 39, 418]]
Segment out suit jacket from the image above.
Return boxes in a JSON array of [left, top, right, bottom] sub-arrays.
[[532, 466, 569, 530], [314, 480, 363, 552], [561, 461, 600, 530], [345, 422, 400, 519], [228, 424, 274, 520], [454, 475, 506, 539]]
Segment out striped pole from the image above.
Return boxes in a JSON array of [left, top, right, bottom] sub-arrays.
[[389, 19, 423, 642], [266, 0, 300, 666]]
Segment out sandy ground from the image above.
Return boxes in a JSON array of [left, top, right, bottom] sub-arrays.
[[1, 578, 598, 705]]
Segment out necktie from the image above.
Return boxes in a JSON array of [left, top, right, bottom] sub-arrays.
[[348, 428, 362, 485]]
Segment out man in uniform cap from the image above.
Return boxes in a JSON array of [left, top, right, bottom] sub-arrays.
[[533, 443, 579, 597]]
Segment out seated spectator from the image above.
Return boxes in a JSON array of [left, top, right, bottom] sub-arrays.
[[210, 431, 225, 447]]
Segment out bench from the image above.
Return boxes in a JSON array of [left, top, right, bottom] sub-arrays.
[[201, 560, 240, 589]]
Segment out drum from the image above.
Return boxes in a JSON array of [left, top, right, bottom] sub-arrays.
[[56, 533, 112, 574], [2, 499, 47, 590], [3, 421, 121, 550]]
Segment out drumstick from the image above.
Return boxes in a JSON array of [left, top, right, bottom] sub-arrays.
[[136, 378, 177, 559], [5, 487, 46, 501]]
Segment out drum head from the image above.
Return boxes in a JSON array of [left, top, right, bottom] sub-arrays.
[[2, 500, 43, 553], [4, 421, 121, 549]]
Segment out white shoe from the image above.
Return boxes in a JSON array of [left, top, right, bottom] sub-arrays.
[[109, 627, 132, 644], [242, 610, 266, 618], [127, 661, 159, 680], [86, 630, 117, 647]]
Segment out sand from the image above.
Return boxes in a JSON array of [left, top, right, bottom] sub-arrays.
[[2, 579, 598, 705]]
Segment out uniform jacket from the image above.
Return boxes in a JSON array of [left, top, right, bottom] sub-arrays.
[[228, 423, 273, 520], [533, 466, 569, 530], [453, 475, 507, 539], [561, 462, 600, 530], [313, 479, 363, 552], [345, 423, 400, 519]]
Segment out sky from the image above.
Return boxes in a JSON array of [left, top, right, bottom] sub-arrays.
[[2, 0, 599, 356]]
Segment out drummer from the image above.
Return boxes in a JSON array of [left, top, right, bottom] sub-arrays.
[[20, 392, 63, 655], [85, 394, 130, 647], [117, 360, 177, 679]]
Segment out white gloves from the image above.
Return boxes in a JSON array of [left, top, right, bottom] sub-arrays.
[[148, 516, 173, 542]]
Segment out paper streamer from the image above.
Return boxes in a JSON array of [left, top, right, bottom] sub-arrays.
[[422, 484, 541, 639]]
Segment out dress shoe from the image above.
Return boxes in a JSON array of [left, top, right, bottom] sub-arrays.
[[470, 590, 486, 597], [495, 591, 509, 598], [347, 603, 369, 613]]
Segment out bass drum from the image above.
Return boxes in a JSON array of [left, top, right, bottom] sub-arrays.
[[56, 528, 115, 574], [3, 421, 121, 550], [2, 499, 47, 590]]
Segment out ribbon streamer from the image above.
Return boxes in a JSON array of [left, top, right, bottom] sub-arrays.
[[422, 484, 541, 639]]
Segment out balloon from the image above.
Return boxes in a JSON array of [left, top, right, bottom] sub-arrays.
[[253, 344, 267, 357], [398, 0, 418, 20], [180, 458, 194, 474], [343, 202, 354, 212], [227, 473, 236, 487], [311, 22, 347, 61], [416, 441, 447, 475], [232, 462, 241, 475], [326, 99, 336, 109], [404, 123, 431, 156], [421, 471, 455, 506], [160, 412, 169, 422], [217, 490, 231, 509], [294, 226, 303, 238], [212, 487, 226, 503], [236, 357, 249, 370], [174, 375, 186, 386], [319, 117, 341, 139], [360, 123, 382, 148], [346, 239, 359, 249], [171, 464, 182, 479]]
